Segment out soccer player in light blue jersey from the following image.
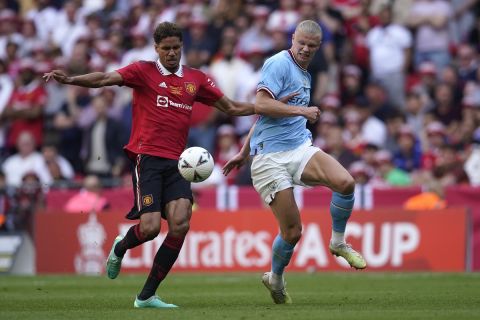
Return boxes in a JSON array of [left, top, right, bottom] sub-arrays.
[[223, 20, 366, 305]]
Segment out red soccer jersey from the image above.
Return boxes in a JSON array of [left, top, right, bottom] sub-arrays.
[[6, 81, 47, 148], [116, 60, 224, 160]]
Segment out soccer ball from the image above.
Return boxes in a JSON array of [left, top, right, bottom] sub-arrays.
[[178, 147, 214, 182]]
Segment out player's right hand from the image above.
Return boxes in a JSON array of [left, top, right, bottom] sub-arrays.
[[222, 152, 249, 176], [43, 70, 72, 84], [304, 106, 321, 123], [278, 92, 299, 104]]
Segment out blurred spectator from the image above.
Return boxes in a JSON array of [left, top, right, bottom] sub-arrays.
[[19, 18, 41, 57], [364, 81, 392, 121], [366, 3, 412, 109], [0, 59, 13, 159], [407, 0, 453, 72], [403, 181, 447, 210], [316, 0, 346, 62], [384, 109, 407, 153], [25, 0, 58, 42], [39, 143, 75, 188], [373, 149, 412, 187], [52, 86, 86, 173], [340, 64, 364, 105], [431, 144, 469, 186], [392, 125, 423, 172], [313, 111, 339, 149], [323, 124, 359, 169], [183, 17, 216, 67], [405, 89, 430, 134], [467, 13, 480, 50], [121, 28, 156, 66], [440, 64, 463, 103], [9, 171, 45, 236], [0, 170, 11, 231], [81, 93, 127, 184], [308, 39, 330, 106], [344, 0, 379, 72], [95, 0, 119, 30], [0, 9, 23, 60], [1, 58, 46, 151], [348, 160, 373, 185], [451, 0, 479, 42], [464, 128, 480, 186], [234, 47, 267, 136], [267, 0, 300, 33], [214, 124, 240, 185], [211, 27, 252, 99], [355, 97, 388, 147], [237, 6, 274, 56], [360, 142, 380, 168], [64, 174, 109, 213], [51, 1, 86, 57], [342, 108, 366, 154], [415, 61, 439, 100], [1, 131, 50, 188], [431, 82, 462, 128], [456, 43, 478, 83]]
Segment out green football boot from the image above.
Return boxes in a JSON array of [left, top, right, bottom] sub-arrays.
[[329, 242, 367, 269], [261, 272, 292, 304], [134, 296, 178, 308], [106, 235, 123, 279]]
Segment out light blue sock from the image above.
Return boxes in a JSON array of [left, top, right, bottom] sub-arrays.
[[271, 234, 295, 276], [330, 192, 354, 233]]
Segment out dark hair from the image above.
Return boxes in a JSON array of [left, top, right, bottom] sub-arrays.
[[153, 22, 183, 44]]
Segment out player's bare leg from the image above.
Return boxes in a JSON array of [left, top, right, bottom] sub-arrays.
[[302, 150, 366, 269], [262, 188, 300, 304]]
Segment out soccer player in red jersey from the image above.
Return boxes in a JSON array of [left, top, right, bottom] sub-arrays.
[[43, 22, 256, 308]]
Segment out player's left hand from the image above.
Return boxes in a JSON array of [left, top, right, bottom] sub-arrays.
[[222, 152, 250, 176]]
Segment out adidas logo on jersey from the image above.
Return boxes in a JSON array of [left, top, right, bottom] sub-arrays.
[[159, 82, 167, 88]]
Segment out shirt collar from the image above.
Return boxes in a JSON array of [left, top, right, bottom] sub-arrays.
[[287, 50, 307, 72], [156, 59, 183, 77]]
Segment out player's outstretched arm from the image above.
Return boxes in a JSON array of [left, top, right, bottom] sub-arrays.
[[43, 70, 123, 88], [255, 90, 320, 122], [213, 96, 256, 116], [222, 123, 255, 176]]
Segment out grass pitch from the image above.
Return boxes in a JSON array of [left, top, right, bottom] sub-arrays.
[[1, 272, 479, 320]]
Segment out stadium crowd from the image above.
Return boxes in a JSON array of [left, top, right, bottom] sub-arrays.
[[0, 0, 480, 231]]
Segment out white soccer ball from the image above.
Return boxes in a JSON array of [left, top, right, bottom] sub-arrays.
[[178, 147, 214, 182]]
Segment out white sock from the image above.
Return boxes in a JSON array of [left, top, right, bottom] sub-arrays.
[[270, 272, 284, 290], [330, 230, 345, 246]]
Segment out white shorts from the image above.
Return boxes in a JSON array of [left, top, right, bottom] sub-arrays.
[[251, 140, 320, 205]]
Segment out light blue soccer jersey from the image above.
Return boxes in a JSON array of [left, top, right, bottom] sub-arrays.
[[250, 50, 312, 155]]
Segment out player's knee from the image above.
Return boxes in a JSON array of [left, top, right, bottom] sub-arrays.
[[337, 174, 355, 195], [169, 220, 190, 236], [140, 223, 160, 240], [282, 225, 302, 245]]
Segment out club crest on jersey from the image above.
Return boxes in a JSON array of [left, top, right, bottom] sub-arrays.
[[169, 85, 183, 95], [185, 82, 196, 95], [157, 95, 168, 107]]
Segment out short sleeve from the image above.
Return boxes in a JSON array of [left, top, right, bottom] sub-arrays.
[[196, 73, 224, 105], [116, 62, 144, 88], [257, 57, 287, 99]]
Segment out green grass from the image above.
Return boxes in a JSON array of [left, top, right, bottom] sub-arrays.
[[1, 273, 479, 320]]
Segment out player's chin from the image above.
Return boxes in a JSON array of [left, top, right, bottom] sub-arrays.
[[166, 59, 179, 66]]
